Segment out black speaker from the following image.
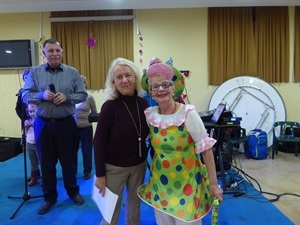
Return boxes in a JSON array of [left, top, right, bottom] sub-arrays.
[[0, 137, 22, 162]]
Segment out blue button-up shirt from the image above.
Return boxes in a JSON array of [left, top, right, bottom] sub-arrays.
[[22, 63, 87, 119]]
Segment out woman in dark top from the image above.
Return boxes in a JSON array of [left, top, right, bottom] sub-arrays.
[[94, 58, 149, 225]]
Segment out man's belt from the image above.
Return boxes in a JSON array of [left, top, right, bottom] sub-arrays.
[[39, 115, 73, 123]]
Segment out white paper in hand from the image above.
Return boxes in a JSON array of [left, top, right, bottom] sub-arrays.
[[92, 175, 118, 224]]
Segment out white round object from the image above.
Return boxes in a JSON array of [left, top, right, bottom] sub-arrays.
[[209, 76, 286, 147]]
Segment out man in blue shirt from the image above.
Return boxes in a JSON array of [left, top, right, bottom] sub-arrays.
[[22, 38, 87, 215]]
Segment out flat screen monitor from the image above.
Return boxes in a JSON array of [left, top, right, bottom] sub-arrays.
[[0, 39, 36, 69], [211, 103, 226, 124]]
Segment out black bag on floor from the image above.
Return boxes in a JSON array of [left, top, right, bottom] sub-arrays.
[[278, 127, 300, 153], [0, 137, 22, 162]]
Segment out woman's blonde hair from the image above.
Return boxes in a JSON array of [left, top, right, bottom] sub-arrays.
[[104, 57, 144, 100]]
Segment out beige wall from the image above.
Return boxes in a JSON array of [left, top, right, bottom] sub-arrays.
[[0, 8, 299, 138]]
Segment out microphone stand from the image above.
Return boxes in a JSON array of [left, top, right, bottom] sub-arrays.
[[7, 95, 43, 220]]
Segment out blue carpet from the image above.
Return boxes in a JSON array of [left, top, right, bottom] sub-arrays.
[[0, 152, 294, 225]]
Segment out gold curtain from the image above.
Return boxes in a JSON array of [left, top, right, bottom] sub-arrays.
[[208, 7, 256, 85], [50, 10, 133, 90], [255, 7, 289, 83], [295, 6, 300, 82], [208, 7, 289, 84], [51, 10, 132, 17]]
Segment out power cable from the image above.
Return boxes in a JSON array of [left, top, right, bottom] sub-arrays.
[[231, 164, 300, 203]]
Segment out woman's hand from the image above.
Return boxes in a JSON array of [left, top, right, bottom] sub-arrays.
[[210, 184, 223, 202], [201, 149, 224, 202], [95, 176, 106, 197]]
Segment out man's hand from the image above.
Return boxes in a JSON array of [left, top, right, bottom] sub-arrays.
[[43, 90, 55, 101], [44, 90, 66, 105], [52, 93, 66, 105]]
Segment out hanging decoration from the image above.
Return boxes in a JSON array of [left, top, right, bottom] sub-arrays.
[[38, 13, 47, 64], [38, 36, 46, 64], [136, 11, 144, 65], [86, 21, 96, 48], [138, 30, 143, 65]]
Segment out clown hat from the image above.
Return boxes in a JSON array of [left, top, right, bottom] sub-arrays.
[[141, 64, 185, 100]]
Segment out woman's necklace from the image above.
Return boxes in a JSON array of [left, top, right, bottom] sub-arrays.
[[158, 101, 177, 115], [122, 100, 142, 157]]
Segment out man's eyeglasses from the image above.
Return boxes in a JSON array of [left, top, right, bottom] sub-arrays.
[[149, 81, 173, 91]]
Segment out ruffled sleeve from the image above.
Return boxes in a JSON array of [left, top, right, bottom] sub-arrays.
[[193, 134, 217, 154], [183, 106, 217, 153]]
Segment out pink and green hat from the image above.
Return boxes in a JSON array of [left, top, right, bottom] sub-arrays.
[[141, 64, 185, 100]]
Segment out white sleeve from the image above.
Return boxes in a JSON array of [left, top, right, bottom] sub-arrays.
[[185, 109, 207, 141], [185, 109, 216, 153]]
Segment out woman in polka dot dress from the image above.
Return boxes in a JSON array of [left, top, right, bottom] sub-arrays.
[[138, 63, 223, 225]]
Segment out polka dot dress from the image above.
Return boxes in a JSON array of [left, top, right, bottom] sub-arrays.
[[138, 107, 213, 222]]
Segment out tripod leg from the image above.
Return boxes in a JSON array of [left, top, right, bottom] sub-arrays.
[[8, 191, 30, 200], [7, 132, 43, 219], [9, 199, 27, 220]]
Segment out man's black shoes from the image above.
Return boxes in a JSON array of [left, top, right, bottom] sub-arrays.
[[38, 201, 56, 215], [38, 194, 84, 214], [70, 194, 84, 205]]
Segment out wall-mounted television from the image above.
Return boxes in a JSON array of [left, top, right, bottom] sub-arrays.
[[0, 39, 36, 69]]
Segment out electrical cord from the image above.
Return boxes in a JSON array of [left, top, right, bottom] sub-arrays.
[[217, 140, 300, 203], [262, 191, 300, 202], [233, 165, 262, 192], [222, 168, 275, 203], [231, 164, 300, 203]]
